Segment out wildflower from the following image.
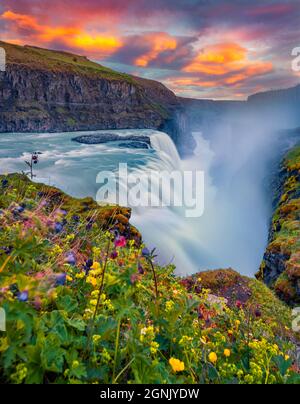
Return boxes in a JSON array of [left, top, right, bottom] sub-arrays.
[[85, 217, 95, 230], [179, 335, 193, 346], [66, 275, 73, 282], [140, 325, 155, 342], [138, 262, 144, 274], [200, 336, 208, 345], [72, 215, 80, 223], [285, 355, 290, 361], [169, 357, 185, 372], [72, 360, 79, 369], [227, 329, 233, 336], [141, 247, 150, 257], [165, 300, 175, 312], [86, 276, 97, 287], [65, 252, 76, 266], [254, 308, 262, 318], [110, 250, 118, 259], [54, 222, 64, 233], [224, 349, 231, 358], [1, 178, 8, 188], [17, 290, 28, 302], [55, 273, 66, 286], [90, 262, 101, 271], [92, 335, 101, 344], [236, 300, 243, 309], [84, 259, 93, 274], [15, 204, 25, 214], [75, 272, 85, 279], [235, 320, 241, 327], [89, 299, 98, 306], [114, 236, 126, 248], [150, 341, 159, 355], [208, 352, 218, 365], [1, 246, 13, 255]]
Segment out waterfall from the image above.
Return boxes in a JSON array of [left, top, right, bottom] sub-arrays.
[[149, 132, 181, 170]]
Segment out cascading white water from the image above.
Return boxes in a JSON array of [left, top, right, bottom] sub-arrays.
[[149, 132, 182, 170], [0, 127, 279, 276]]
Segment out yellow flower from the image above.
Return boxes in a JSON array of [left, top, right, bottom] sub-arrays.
[[150, 341, 159, 354], [89, 299, 98, 306], [224, 349, 231, 358], [169, 357, 185, 372], [165, 300, 175, 312], [235, 320, 241, 327], [75, 272, 85, 279], [92, 335, 101, 344], [72, 360, 79, 369], [66, 275, 73, 282], [208, 352, 218, 365], [200, 336, 208, 344], [91, 262, 101, 270], [86, 276, 97, 287], [285, 355, 290, 361]]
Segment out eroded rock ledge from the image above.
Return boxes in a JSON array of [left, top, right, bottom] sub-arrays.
[[257, 145, 300, 306]]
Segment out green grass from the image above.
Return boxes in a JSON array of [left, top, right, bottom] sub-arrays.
[[0, 41, 136, 84], [0, 174, 299, 384]]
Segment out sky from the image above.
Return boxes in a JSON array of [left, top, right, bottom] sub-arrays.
[[0, 0, 299, 99]]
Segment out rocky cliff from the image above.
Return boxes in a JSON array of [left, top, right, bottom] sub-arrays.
[[0, 41, 195, 156], [258, 140, 300, 306]]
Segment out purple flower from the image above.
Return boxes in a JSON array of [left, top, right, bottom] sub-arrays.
[[1, 246, 13, 255], [54, 222, 64, 233], [17, 290, 29, 302], [110, 250, 118, 260], [17, 205, 25, 213], [86, 220, 94, 231], [1, 179, 8, 188], [138, 262, 144, 274], [72, 215, 80, 223], [65, 252, 76, 266], [84, 259, 93, 274], [141, 247, 150, 257], [55, 273, 67, 286], [254, 308, 262, 318]]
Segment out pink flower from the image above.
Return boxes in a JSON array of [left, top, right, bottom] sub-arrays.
[[236, 300, 243, 309], [114, 236, 126, 248]]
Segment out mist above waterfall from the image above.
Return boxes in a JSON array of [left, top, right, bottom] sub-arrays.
[[0, 115, 298, 277], [132, 101, 300, 276]]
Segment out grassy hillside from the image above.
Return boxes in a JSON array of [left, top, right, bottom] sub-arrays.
[[258, 145, 300, 305], [0, 174, 299, 384], [0, 41, 136, 83]]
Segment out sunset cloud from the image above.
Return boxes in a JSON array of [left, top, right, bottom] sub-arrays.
[[0, 0, 299, 99], [1, 10, 122, 57]]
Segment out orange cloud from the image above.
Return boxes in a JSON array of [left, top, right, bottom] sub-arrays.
[[134, 33, 177, 67], [184, 43, 247, 75], [1, 10, 122, 57], [183, 43, 273, 80]]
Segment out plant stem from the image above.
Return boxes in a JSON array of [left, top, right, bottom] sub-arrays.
[[92, 237, 111, 322], [113, 358, 135, 384], [148, 258, 158, 300], [112, 318, 121, 384]]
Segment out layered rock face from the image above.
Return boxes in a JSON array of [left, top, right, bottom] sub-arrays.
[[258, 143, 300, 306], [0, 41, 194, 156]]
